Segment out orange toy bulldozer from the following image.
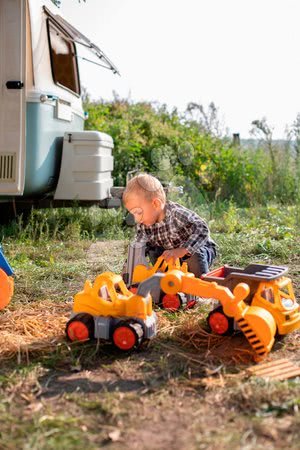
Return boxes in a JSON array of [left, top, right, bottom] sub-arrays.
[[0, 246, 14, 311], [202, 264, 300, 338], [156, 269, 278, 359]]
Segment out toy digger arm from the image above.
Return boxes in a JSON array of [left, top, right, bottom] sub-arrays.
[[160, 270, 250, 316], [124, 242, 184, 287], [136, 271, 250, 314], [137, 273, 165, 298]]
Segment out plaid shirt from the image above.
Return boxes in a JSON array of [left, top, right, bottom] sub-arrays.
[[135, 201, 216, 255]]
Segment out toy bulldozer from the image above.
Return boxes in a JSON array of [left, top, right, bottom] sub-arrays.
[[202, 264, 300, 339], [153, 265, 299, 359], [0, 246, 14, 311]]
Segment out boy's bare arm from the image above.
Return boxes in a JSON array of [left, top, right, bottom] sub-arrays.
[[162, 247, 189, 262]]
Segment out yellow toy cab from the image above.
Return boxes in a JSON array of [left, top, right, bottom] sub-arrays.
[[202, 264, 300, 337], [66, 272, 157, 351]]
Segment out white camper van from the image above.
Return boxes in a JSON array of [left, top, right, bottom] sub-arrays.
[[0, 0, 119, 215]]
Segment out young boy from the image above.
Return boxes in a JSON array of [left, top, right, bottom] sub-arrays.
[[123, 173, 217, 277]]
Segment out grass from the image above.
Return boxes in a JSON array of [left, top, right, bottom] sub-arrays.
[[0, 202, 299, 449]]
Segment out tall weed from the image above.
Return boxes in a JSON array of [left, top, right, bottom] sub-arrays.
[[0, 207, 132, 242]]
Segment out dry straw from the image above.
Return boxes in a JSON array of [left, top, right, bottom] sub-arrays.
[[157, 309, 227, 351], [0, 301, 254, 365], [0, 301, 70, 362]]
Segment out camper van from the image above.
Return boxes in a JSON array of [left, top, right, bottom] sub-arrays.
[[0, 0, 119, 216]]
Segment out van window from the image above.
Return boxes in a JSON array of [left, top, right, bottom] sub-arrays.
[[47, 20, 80, 95]]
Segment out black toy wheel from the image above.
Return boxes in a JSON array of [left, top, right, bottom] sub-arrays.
[[207, 306, 234, 336], [66, 313, 95, 341], [160, 293, 182, 311], [112, 321, 144, 350]]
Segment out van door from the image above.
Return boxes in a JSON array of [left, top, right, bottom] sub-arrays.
[[0, 0, 26, 195]]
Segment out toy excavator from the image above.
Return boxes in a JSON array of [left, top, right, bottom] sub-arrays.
[[0, 246, 14, 311], [122, 242, 197, 310]]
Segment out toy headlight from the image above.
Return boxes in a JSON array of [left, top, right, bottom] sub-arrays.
[[281, 298, 295, 309]]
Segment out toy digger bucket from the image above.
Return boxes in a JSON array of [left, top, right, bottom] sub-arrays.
[[0, 268, 14, 311], [238, 305, 277, 359]]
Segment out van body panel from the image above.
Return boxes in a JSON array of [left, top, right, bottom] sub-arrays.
[[24, 101, 84, 196], [0, 0, 26, 195]]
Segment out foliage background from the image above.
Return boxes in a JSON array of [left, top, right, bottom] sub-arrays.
[[84, 97, 300, 207]]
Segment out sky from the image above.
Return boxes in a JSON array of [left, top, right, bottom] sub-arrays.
[[60, 0, 300, 139]]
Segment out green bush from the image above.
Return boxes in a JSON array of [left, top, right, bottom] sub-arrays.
[[85, 98, 299, 206]]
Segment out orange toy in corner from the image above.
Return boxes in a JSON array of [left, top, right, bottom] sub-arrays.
[[0, 269, 14, 310], [0, 246, 14, 310]]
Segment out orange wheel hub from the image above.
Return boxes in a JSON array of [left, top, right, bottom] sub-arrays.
[[162, 294, 181, 311], [129, 286, 138, 294], [208, 312, 229, 335], [113, 326, 136, 350], [67, 321, 90, 341]]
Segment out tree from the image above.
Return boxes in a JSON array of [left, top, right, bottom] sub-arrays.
[[185, 101, 226, 137], [250, 117, 277, 172], [287, 113, 300, 171]]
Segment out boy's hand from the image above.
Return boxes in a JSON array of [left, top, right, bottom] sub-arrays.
[[162, 248, 189, 262]]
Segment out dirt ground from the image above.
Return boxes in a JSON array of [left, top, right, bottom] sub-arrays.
[[0, 240, 300, 450]]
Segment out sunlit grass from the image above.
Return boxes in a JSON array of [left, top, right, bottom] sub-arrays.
[[0, 202, 299, 449]]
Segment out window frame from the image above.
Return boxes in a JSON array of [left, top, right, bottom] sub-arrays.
[[46, 18, 81, 97]]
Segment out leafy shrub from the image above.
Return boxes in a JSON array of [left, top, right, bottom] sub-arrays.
[[85, 98, 299, 206]]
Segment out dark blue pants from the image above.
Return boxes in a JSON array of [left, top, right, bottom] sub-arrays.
[[147, 244, 217, 278]]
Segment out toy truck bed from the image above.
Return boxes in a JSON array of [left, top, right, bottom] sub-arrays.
[[202, 264, 288, 302]]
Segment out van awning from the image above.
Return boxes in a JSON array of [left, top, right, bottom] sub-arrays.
[[43, 6, 120, 75]]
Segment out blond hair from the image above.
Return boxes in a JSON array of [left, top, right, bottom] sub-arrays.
[[123, 174, 166, 204]]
